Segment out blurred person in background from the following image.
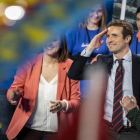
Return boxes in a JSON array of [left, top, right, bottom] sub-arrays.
[[120, 95, 140, 131], [65, 2, 110, 98], [6, 36, 81, 140], [130, 6, 140, 55], [66, 2, 110, 61]]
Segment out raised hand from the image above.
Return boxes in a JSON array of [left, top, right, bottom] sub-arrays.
[[86, 29, 108, 51], [9, 87, 20, 105]]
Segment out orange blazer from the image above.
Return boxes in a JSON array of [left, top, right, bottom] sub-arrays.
[[6, 53, 81, 140]]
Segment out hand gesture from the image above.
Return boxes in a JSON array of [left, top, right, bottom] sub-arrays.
[[86, 29, 108, 51], [50, 100, 67, 113], [120, 95, 138, 115], [9, 87, 20, 105]]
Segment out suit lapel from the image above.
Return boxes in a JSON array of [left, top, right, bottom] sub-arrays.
[[132, 53, 140, 105], [106, 57, 113, 75], [32, 53, 43, 100], [56, 62, 66, 100]]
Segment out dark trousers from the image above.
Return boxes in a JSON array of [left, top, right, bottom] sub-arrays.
[[16, 127, 58, 140], [103, 122, 140, 140]]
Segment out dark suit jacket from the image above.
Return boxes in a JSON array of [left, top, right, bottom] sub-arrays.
[[68, 53, 140, 107]]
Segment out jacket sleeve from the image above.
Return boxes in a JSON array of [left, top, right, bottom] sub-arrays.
[[6, 62, 29, 102], [66, 79, 81, 113], [67, 54, 104, 80], [126, 107, 140, 131]]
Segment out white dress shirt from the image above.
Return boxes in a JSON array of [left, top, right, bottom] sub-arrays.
[[81, 49, 133, 126], [25, 74, 58, 132], [104, 50, 133, 126]]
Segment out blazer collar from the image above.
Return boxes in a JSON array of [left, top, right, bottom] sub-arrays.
[[32, 53, 67, 101], [106, 56, 113, 75], [32, 53, 43, 99], [57, 62, 67, 100], [33, 53, 67, 100]]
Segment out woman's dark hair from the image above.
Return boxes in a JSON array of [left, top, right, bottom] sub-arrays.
[[57, 36, 69, 63]]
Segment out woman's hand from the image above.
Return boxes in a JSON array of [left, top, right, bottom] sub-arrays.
[[120, 95, 138, 115], [50, 100, 67, 113], [9, 87, 20, 105]]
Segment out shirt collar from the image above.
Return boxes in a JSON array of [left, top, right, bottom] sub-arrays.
[[113, 49, 132, 63]]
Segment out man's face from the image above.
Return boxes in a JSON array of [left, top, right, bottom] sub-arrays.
[[106, 26, 128, 54]]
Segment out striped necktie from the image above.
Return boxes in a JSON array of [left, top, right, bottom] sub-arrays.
[[112, 59, 124, 132]]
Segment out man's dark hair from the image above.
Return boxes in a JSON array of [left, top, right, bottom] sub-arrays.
[[107, 20, 134, 46], [136, 7, 140, 15]]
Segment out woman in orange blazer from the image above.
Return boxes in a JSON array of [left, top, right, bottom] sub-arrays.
[[6, 36, 81, 140]]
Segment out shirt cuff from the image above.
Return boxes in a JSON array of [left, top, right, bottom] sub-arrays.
[[62, 99, 68, 112], [80, 49, 92, 57]]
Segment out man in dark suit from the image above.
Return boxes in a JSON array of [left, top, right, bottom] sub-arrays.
[[68, 20, 140, 140]]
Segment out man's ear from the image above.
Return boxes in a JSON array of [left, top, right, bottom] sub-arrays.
[[125, 35, 131, 44]]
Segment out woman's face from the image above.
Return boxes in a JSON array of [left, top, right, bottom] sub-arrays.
[[87, 4, 103, 25], [136, 13, 140, 31], [43, 37, 61, 57]]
